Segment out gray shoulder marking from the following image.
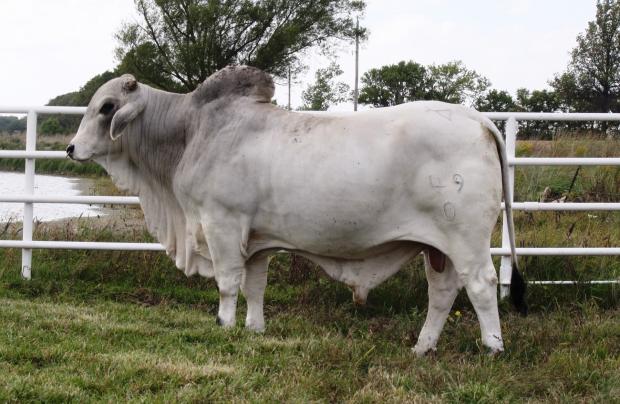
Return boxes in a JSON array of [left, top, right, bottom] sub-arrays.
[[192, 65, 275, 104]]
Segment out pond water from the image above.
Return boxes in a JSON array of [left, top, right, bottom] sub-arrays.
[[0, 171, 105, 222]]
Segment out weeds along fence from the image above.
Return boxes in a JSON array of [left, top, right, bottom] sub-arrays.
[[0, 106, 619, 297]]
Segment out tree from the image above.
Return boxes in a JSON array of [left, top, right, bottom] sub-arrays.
[[116, 0, 366, 92], [299, 62, 350, 110], [426, 61, 490, 105], [475, 89, 517, 112], [551, 72, 590, 112], [475, 90, 516, 132], [515, 89, 562, 139], [551, 0, 620, 113], [0, 116, 26, 134], [358, 60, 490, 107], [357, 61, 427, 107], [516, 89, 560, 112], [39, 117, 63, 135]]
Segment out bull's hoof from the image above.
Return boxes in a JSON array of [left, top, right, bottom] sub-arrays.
[[483, 334, 504, 356], [353, 295, 367, 306], [245, 322, 265, 333], [412, 345, 437, 358], [486, 347, 505, 357], [216, 315, 236, 328], [352, 287, 369, 306]]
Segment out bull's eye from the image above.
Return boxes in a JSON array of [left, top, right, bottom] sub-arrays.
[[99, 103, 115, 115]]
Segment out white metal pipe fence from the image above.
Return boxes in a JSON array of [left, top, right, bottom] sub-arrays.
[[0, 106, 618, 293]]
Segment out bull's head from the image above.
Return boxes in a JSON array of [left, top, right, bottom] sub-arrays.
[[67, 74, 145, 161]]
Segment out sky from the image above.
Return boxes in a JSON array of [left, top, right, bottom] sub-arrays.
[[0, 0, 598, 111]]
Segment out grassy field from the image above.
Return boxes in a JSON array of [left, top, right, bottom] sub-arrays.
[[0, 133, 618, 401]]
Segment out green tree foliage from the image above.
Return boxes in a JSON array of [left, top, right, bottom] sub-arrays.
[[475, 89, 516, 112], [357, 61, 427, 107], [516, 88, 560, 112], [358, 60, 490, 107], [474, 89, 516, 133], [515, 89, 562, 139], [551, 0, 620, 113], [116, 0, 366, 92], [0, 116, 26, 134], [39, 117, 63, 135], [426, 61, 490, 105], [299, 62, 350, 111]]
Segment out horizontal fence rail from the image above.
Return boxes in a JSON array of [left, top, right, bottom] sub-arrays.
[[0, 150, 67, 159], [0, 241, 618, 256], [0, 195, 140, 204], [511, 157, 620, 166], [0, 106, 618, 291], [0, 240, 165, 251]]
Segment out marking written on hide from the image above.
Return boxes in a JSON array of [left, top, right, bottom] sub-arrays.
[[453, 174, 464, 192], [429, 176, 446, 188], [443, 202, 456, 221], [428, 108, 452, 121], [430, 174, 465, 192]]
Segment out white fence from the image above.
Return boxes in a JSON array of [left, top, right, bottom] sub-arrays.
[[0, 106, 619, 296]]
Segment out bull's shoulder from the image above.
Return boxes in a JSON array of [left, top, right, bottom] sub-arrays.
[[192, 65, 274, 104]]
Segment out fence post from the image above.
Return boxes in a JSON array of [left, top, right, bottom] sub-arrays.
[[21, 110, 37, 280], [499, 116, 517, 299]]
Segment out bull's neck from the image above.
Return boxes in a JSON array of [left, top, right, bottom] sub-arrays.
[[125, 87, 190, 187]]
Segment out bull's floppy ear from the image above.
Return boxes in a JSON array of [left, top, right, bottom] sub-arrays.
[[110, 101, 145, 141]]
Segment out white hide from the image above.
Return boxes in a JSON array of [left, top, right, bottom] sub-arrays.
[[174, 98, 507, 352], [96, 154, 214, 278], [69, 67, 520, 355]]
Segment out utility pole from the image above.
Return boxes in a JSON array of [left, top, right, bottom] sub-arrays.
[[287, 66, 292, 110], [353, 18, 359, 112]]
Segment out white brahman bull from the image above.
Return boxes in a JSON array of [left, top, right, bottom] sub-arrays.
[[67, 66, 527, 355]]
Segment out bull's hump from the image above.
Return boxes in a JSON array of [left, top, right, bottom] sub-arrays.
[[192, 65, 275, 104]]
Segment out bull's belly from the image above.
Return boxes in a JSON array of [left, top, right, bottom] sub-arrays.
[[297, 241, 424, 303]]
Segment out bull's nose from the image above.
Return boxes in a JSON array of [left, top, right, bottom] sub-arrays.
[[66, 144, 75, 158]]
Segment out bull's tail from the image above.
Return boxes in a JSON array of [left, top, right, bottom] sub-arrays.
[[478, 115, 528, 316]]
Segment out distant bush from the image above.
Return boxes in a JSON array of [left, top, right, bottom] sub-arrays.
[[39, 117, 63, 135], [0, 116, 26, 134]]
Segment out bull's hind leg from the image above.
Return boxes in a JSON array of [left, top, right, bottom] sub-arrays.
[[413, 252, 460, 357], [462, 257, 504, 353], [241, 254, 269, 332]]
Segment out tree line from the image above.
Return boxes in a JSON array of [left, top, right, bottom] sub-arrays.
[[301, 0, 620, 138], [18, 0, 620, 138], [0, 116, 26, 134]]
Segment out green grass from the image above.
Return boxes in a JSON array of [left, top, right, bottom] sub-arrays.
[[0, 133, 618, 401], [0, 297, 617, 402], [0, 226, 618, 402]]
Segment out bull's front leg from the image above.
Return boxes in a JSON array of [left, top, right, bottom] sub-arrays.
[[203, 223, 246, 328]]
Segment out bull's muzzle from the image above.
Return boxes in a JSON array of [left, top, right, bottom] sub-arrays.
[[66, 144, 75, 159]]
